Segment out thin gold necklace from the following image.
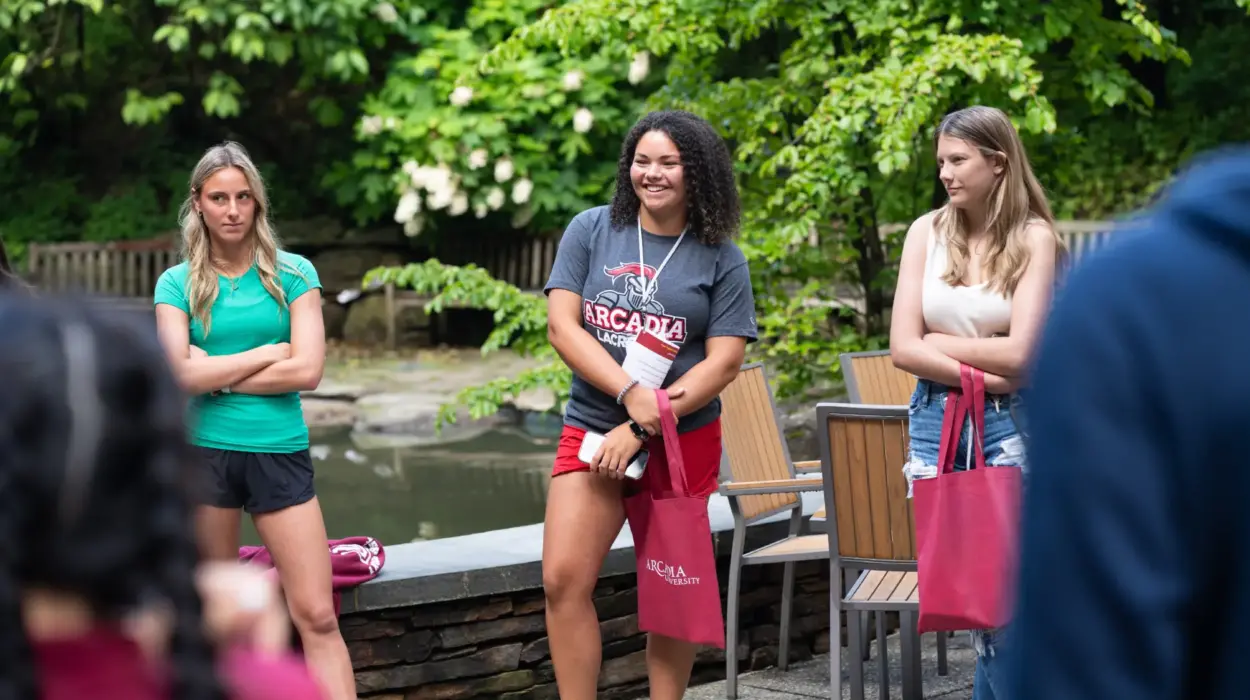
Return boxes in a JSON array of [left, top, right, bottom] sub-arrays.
[[214, 261, 249, 295]]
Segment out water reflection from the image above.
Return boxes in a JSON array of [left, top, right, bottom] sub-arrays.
[[240, 427, 556, 546]]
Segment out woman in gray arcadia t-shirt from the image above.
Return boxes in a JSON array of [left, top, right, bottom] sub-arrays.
[[541, 110, 759, 700]]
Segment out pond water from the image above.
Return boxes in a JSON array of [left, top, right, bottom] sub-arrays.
[[239, 427, 558, 547]]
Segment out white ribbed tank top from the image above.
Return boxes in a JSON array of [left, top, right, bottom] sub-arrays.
[[921, 224, 1012, 338]]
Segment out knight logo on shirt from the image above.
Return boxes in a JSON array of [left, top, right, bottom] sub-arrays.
[[584, 262, 688, 348]]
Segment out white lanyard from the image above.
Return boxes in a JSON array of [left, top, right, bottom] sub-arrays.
[[637, 215, 687, 300]]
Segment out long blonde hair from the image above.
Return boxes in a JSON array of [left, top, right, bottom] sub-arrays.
[[178, 142, 293, 335], [932, 106, 1062, 296]]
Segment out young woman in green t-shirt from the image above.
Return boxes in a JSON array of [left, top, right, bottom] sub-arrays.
[[153, 141, 355, 700]]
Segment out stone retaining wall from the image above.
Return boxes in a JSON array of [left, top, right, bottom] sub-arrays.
[[344, 561, 835, 700]]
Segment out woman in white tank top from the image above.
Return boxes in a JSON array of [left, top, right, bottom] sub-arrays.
[[888, 106, 1064, 700]]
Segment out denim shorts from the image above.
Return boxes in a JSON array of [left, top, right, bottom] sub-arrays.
[[903, 379, 1027, 496]]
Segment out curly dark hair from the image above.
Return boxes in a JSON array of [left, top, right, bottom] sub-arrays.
[[609, 110, 741, 245], [0, 295, 224, 700]]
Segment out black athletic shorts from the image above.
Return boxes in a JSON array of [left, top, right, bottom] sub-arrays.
[[193, 447, 316, 514]]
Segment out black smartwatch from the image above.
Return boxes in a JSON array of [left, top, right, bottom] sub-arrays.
[[627, 420, 649, 442]]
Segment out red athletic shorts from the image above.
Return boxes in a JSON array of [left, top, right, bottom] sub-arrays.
[[551, 419, 722, 498]]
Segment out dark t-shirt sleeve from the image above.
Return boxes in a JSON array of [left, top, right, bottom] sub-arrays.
[[706, 245, 757, 341], [545, 213, 592, 296], [1008, 256, 1187, 700]]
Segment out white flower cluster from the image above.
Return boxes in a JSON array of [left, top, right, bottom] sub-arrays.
[[373, 2, 398, 23], [394, 161, 455, 236], [392, 154, 534, 232], [628, 52, 649, 85], [449, 85, 474, 107], [393, 57, 643, 231], [573, 107, 594, 134], [359, 115, 400, 136], [561, 69, 584, 92]]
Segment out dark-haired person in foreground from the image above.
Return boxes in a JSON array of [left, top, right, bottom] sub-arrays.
[[1007, 148, 1250, 699], [542, 109, 757, 700], [0, 294, 324, 700]]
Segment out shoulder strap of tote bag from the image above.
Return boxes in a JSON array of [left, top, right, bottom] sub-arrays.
[[936, 377, 968, 475], [656, 390, 689, 497], [960, 364, 989, 471]]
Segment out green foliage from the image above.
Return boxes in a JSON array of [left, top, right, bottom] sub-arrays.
[[332, 0, 648, 231], [0, 0, 425, 245], [467, 0, 1186, 395], [364, 258, 553, 357], [2, 0, 426, 124], [434, 359, 572, 429], [363, 259, 570, 426], [81, 184, 171, 241], [5, 0, 1250, 422]]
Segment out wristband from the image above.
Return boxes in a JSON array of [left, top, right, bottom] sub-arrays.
[[615, 379, 638, 405]]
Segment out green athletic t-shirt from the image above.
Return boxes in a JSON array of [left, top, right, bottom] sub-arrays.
[[154, 251, 321, 453]]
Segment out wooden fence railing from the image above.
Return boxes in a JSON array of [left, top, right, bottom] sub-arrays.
[[873, 219, 1117, 261], [23, 219, 1122, 334], [25, 239, 179, 308]]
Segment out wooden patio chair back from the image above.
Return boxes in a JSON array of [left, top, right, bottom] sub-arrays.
[[840, 350, 917, 405], [719, 363, 800, 522], [817, 403, 916, 565]]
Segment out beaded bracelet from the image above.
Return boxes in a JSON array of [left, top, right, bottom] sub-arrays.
[[616, 378, 638, 405]]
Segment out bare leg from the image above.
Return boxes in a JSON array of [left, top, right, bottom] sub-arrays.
[[647, 633, 700, 700], [542, 472, 626, 700], [196, 505, 242, 562], [253, 497, 356, 700]]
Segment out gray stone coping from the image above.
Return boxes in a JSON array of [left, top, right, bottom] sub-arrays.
[[340, 481, 826, 614]]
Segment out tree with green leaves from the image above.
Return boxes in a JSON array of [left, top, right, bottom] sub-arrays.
[[338, 0, 655, 231], [369, 0, 1191, 422], [0, 0, 430, 253]]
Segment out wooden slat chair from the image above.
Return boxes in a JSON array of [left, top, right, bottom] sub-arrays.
[[718, 363, 825, 699], [817, 403, 947, 700], [840, 350, 917, 405], [811, 350, 917, 535]]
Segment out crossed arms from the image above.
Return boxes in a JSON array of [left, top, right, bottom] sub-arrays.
[[154, 290, 325, 396], [888, 215, 1058, 392]]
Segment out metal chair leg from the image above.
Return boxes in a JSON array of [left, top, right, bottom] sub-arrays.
[[725, 523, 746, 699], [844, 570, 871, 662], [779, 560, 795, 670], [902, 613, 924, 700], [937, 629, 948, 676], [847, 604, 866, 700], [876, 611, 889, 700], [829, 561, 842, 700], [861, 612, 872, 661]]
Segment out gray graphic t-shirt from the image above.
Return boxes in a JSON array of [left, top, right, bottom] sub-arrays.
[[545, 205, 757, 434]]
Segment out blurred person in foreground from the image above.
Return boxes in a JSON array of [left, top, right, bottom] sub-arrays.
[[1007, 148, 1250, 698], [0, 294, 323, 699]]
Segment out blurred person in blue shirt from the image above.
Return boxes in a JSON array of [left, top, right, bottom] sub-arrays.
[[1008, 147, 1250, 699]]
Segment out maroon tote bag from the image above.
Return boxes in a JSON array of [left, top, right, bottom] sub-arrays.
[[912, 364, 1023, 633], [624, 390, 726, 648]]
